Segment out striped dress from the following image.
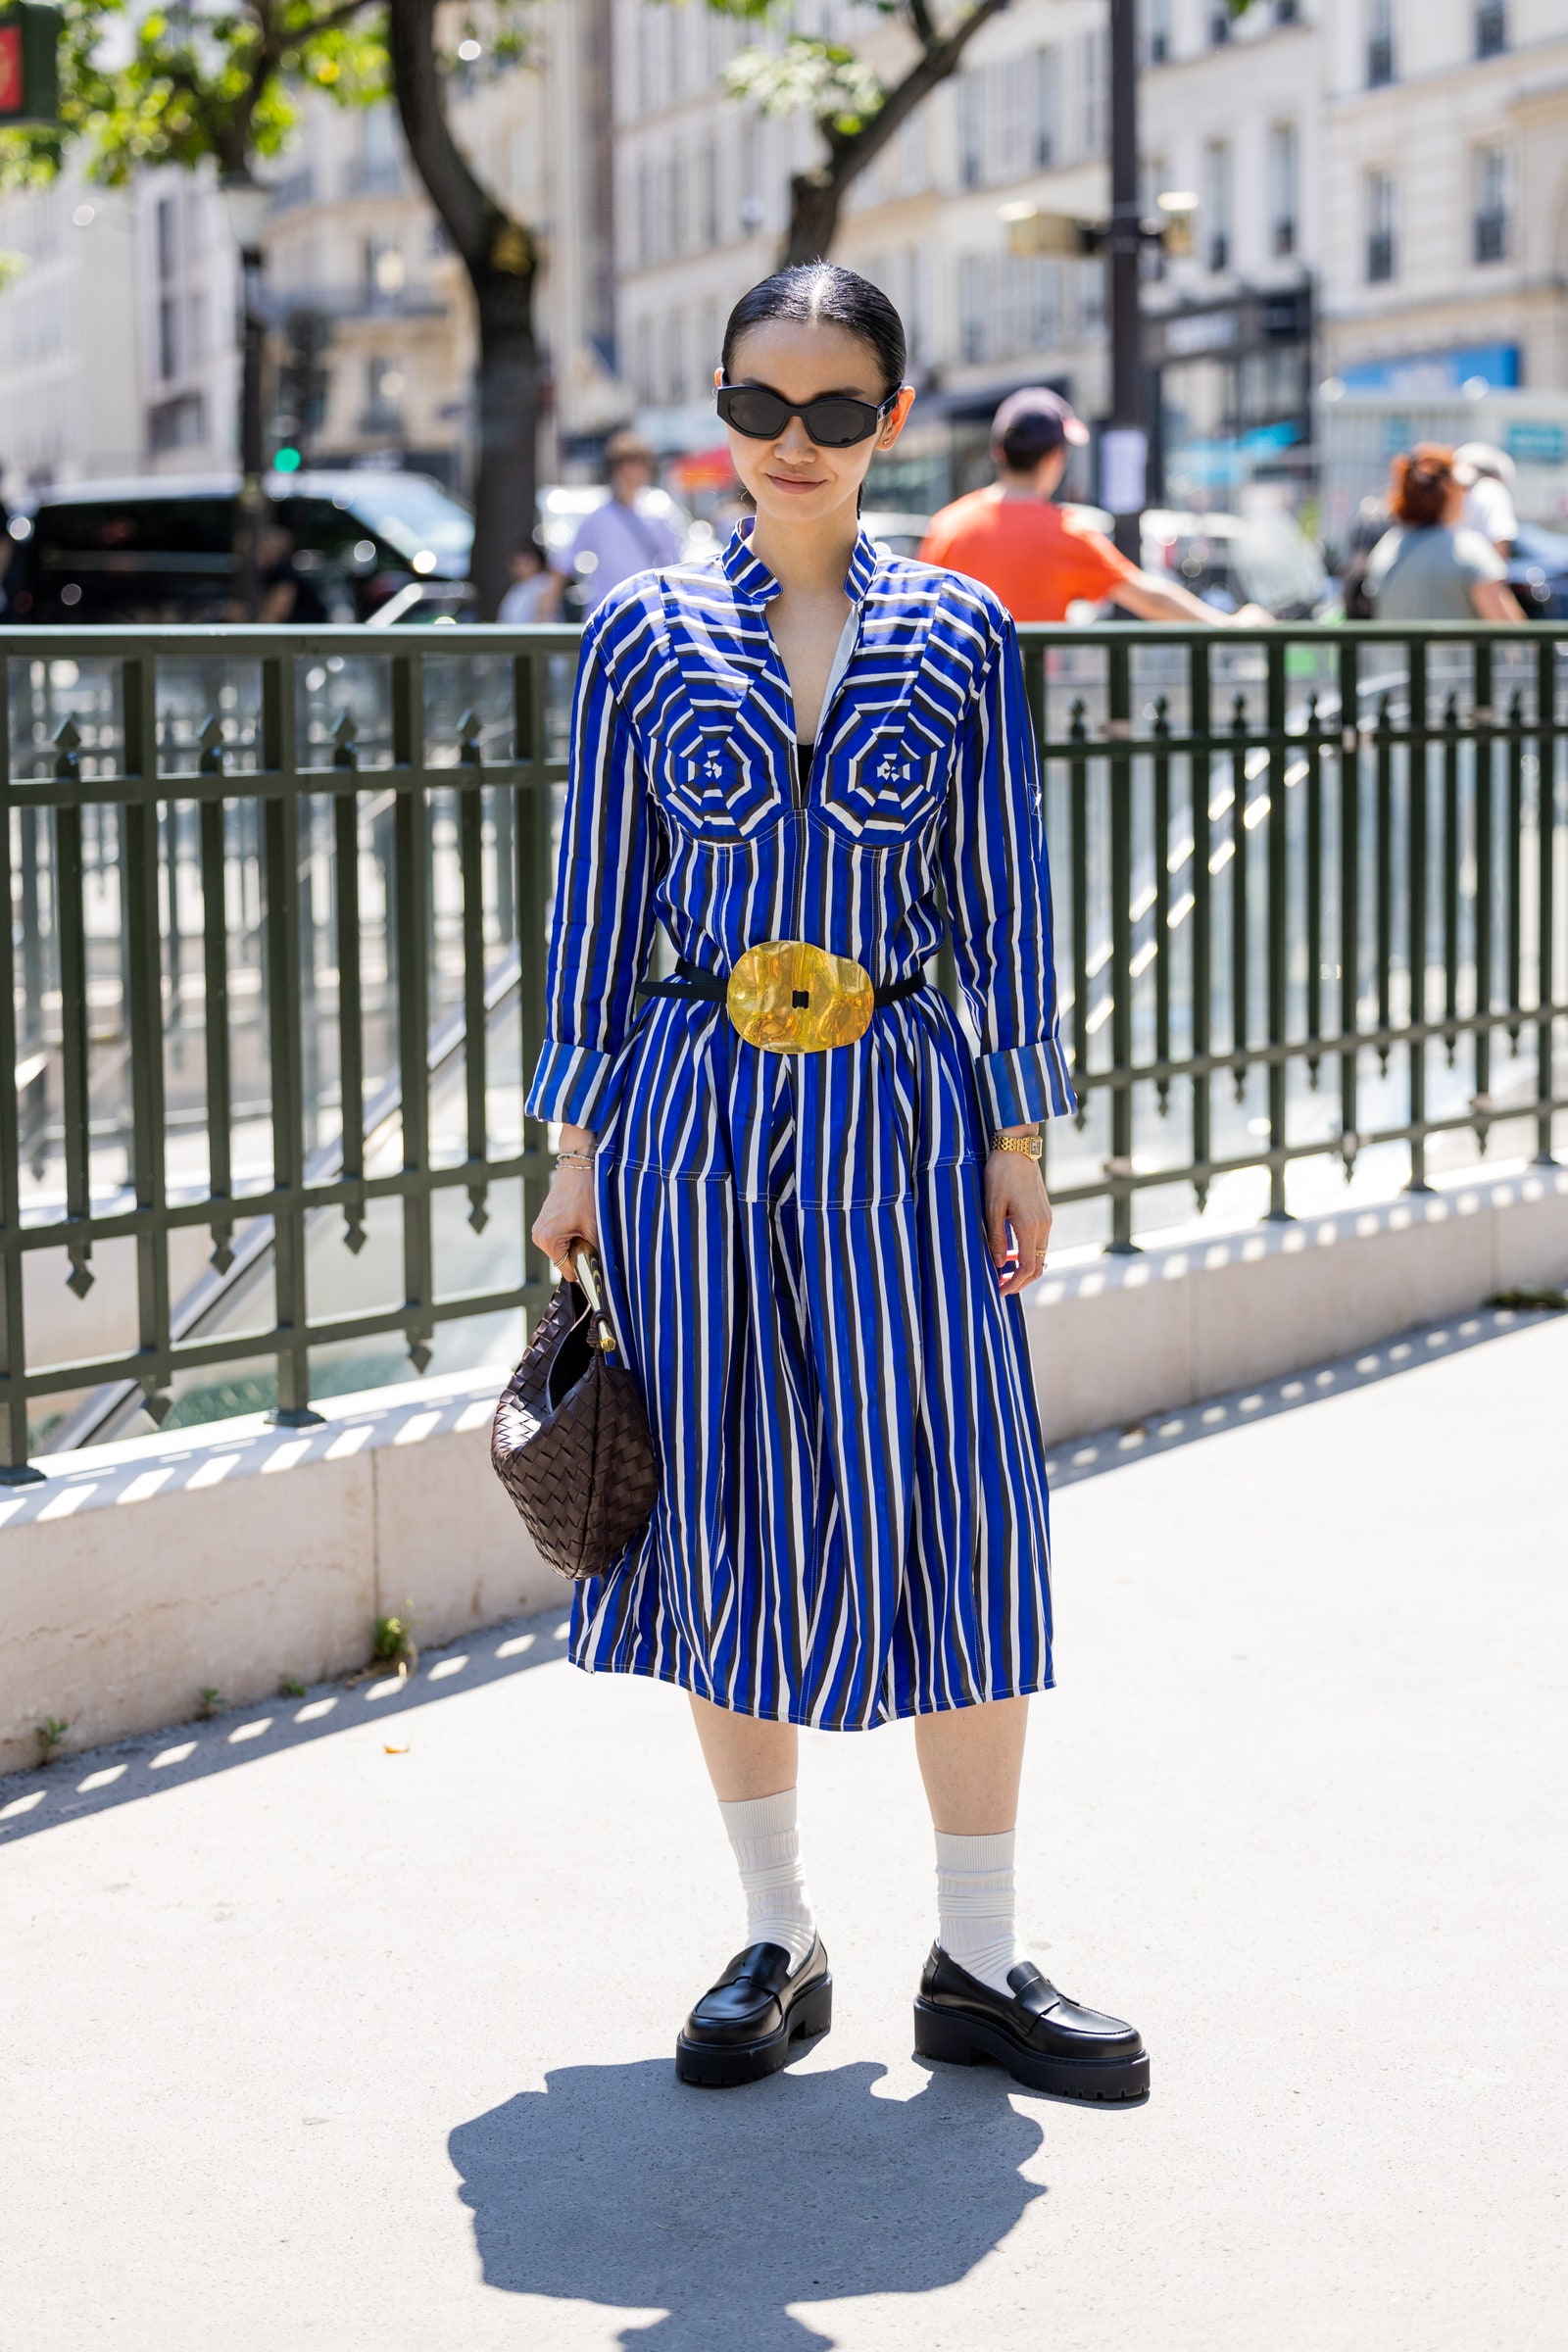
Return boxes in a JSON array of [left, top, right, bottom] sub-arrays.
[[525, 520, 1075, 1732]]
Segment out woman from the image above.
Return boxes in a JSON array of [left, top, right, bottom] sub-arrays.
[[1364, 445, 1523, 622], [528, 265, 1148, 2104]]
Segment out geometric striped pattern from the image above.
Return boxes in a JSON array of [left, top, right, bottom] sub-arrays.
[[525, 520, 1075, 1728]]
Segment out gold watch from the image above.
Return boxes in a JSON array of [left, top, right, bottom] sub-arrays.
[[991, 1130, 1044, 1160]]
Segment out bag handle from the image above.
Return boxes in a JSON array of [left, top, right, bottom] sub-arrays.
[[572, 1246, 618, 1354]]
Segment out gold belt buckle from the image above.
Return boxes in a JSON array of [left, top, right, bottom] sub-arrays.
[[726, 940, 874, 1053]]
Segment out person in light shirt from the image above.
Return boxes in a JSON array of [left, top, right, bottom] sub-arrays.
[[1453, 443, 1518, 557], [497, 539, 564, 623], [560, 429, 683, 612]]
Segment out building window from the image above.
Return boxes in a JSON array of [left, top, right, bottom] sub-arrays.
[[148, 392, 205, 453], [1365, 170, 1396, 281], [1209, 4, 1231, 44], [1274, 0, 1300, 22], [1473, 146, 1508, 262], [1204, 140, 1232, 272], [156, 194, 176, 283], [1034, 47, 1057, 162], [1081, 29, 1107, 156], [957, 72, 982, 188], [361, 356, 405, 433], [356, 107, 401, 198], [633, 317, 655, 404], [1366, 0, 1395, 85], [1270, 122, 1298, 258], [1475, 0, 1506, 55], [1147, 0, 1172, 67], [663, 311, 685, 405], [698, 139, 718, 249], [366, 237, 405, 308], [669, 151, 688, 256]]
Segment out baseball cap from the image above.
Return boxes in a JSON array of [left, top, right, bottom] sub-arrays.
[[991, 386, 1090, 463], [1454, 441, 1516, 491]]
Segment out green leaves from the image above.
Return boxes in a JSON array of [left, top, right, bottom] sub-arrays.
[[0, 0, 396, 192], [723, 33, 884, 138]]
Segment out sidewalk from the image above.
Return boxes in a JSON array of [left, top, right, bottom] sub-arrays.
[[2, 1308, 1564, 2351]]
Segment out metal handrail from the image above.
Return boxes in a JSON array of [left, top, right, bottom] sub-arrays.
[[0, 618, 1561, 1477]]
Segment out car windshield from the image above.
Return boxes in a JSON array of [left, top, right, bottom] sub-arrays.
[[339, 476, 473, 561]]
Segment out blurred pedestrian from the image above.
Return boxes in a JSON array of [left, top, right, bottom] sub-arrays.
[[258, 523, 327, 623], [920, 388, 1269, 625], [497, 538, 564, 623], [561, 429, 682, 612], [1364, 445, 1523, 621], [1338, 490, 1391, 620], [1453, 442, 1518, 556]]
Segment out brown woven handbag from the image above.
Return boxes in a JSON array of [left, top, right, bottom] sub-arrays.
[[491, 1249, 659, 1581]]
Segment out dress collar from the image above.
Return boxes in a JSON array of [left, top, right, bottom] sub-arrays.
[[719, 515, 880, 609]]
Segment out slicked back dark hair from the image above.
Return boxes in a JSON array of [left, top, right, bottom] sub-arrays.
[[721, 264, 907, 399]]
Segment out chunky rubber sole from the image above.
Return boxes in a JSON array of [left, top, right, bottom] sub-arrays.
[[913, 1997, 1150, 2103], [676, 1973, 833, 2087]]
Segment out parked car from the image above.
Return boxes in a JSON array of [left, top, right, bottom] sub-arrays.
[[1504, 521, 1568, 620], [5, 469, 477, 624], [1140, 507, 1331, 619]]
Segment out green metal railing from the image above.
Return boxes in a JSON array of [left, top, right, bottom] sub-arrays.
[[1, 619, 1563, 1479]]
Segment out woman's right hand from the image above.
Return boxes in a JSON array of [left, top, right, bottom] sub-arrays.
[[531, 1161, 599, 1279]]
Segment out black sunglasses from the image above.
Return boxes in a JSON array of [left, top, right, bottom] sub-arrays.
[[716, 381, 900, 449]]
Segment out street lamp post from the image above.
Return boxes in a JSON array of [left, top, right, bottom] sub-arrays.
[[220, 173, 272, 622], [1103, 0, 1147, 563]]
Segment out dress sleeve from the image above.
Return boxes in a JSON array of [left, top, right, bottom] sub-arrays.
[[940, 612, 1077, 1129], [524, 610, 662, 1129]]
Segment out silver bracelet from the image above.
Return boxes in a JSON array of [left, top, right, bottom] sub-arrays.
[[555, 1148, 595, 1169]]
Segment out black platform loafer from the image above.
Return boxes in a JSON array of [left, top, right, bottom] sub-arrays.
[[675, 1936, 832, 2087], [914, 1945, 1149, 2103]]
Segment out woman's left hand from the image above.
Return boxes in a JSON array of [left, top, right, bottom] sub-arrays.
[[984, 1148, 1054, 1297]]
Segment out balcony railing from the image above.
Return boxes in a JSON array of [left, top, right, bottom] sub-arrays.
[[0, 621, 1563, 1479]]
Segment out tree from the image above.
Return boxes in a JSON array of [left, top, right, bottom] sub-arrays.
[[708, 0, 1015, 269], [0, 0, 388, 191], [386, 0, 539, 618], [0, 0, 543, 617]]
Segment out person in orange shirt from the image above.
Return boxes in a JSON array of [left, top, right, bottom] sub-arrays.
[[920, 388, 1268, 626]]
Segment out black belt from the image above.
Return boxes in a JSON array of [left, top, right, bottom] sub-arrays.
[[639, 957, 928, 1009]]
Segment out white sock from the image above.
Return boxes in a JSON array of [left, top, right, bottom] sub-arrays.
[[935, 1828, 1032, 1996], [717, 1788, 816, 1972]]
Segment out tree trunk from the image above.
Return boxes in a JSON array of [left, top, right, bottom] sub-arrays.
[[782, 172, 846, 270], [780, 0, 1014, 270], [388, 0, 539, 619]]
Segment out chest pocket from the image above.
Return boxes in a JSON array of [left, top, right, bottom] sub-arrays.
[[657, 710, 786, 844], [818, 718, 947, 848]]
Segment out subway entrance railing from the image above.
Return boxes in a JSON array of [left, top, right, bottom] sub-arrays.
[[1, 619, 1563, 1480]]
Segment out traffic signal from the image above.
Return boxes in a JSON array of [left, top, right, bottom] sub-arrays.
[[273, 307, 332, 464], [0, 5, 62, 125]]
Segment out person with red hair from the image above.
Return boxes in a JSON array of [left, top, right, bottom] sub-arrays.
[[1363, 445, 1522, 621]]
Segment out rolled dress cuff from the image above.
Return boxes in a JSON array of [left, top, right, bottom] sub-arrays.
[[525, 1040, 619, 1129], [975, 1039, 1077, 1131]]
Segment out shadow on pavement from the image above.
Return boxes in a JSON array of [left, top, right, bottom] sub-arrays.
[[450, 2054, 1053, 2348]]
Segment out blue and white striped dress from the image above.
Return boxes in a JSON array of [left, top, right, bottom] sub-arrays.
[[525, 520, 1075, 1731]]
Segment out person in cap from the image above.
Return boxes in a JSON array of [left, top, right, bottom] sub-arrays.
[[561, 428, 684, 612], [1454, 443, 1518, 557], [920, 388, 1267, 625]]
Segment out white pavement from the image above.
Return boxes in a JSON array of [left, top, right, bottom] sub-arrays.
[[2, 1309, 1565, 2352]]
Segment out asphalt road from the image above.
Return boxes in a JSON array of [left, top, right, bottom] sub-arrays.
[[3, 1308, 1564, 2351]]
